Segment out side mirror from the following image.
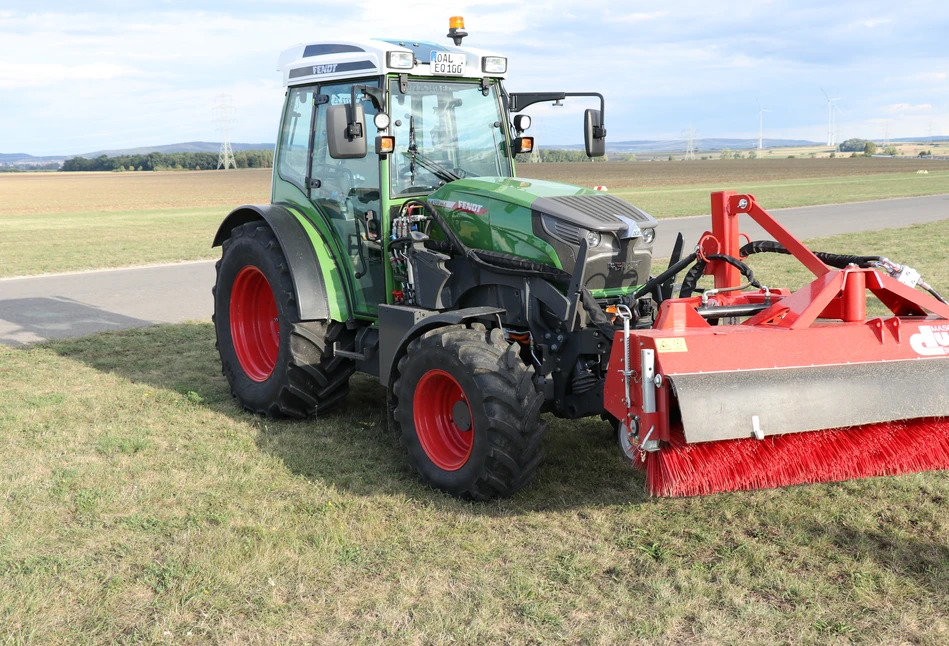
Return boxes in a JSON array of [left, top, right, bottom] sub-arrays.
[[584, 109, 606, 157], [327, 104, 367, 159]]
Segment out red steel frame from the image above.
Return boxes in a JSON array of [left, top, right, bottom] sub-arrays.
[[604, 191, 949, 445]]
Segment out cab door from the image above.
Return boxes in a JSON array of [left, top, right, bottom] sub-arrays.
[[309, 80, 385, 316]]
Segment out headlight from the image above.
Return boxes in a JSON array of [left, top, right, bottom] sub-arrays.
[[482, 56, 507, 74], [585, 230, 601, 248], [641, 227, 656, 245], [387, 51, 414, 69]]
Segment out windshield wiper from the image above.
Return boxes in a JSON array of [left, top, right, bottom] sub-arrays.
[[408, 150, 463, 183], [405, 114, 462, 184]]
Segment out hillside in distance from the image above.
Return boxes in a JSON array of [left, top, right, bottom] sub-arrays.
[[0, 142, 275, 165], [79, 142, 275, 158]]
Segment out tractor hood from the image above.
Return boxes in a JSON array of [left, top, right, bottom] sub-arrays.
[[427, 176, 658, 293]]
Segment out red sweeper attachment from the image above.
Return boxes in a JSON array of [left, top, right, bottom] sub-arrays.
[[605, 192, 949, 497]]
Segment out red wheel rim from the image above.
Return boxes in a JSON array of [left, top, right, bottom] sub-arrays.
[[230, 265, 280, 382], [414, 369, 474, 471]]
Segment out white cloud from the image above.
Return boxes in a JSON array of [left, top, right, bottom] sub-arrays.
[[882, 102, 933, 113], [612, 11, 668, 23], [0, 62, 136, 89], [910, 72, 947, 82], [2, 1, 949, 154], [852, 18, 892, 28]]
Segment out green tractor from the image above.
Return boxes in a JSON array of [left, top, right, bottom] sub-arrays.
[[213, 18, 658, 499]]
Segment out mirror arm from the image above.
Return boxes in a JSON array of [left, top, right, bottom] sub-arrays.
[[564, 92, 606, 138], [344, 84, 386, 140], [352, 84, 386, 111], [509, 91, 606, 138]]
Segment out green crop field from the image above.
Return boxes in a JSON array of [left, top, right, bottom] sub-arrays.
[[2, 159, 949, 277], [2, 221, 949, 643]]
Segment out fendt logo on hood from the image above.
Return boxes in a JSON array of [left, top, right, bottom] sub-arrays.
[[910, 325, 949, 356]]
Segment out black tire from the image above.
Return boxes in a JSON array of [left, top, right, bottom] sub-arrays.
[[212, 222, 355, 418], [392, 323, 547, 500]]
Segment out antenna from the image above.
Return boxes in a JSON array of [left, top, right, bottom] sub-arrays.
[[820, 88, 841, 147], [213, 94, 237, 170], [757, 99, 772, 151]]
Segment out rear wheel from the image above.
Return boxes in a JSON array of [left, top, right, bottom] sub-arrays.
[[392, 324, 546, 500], [213, 222, 355, 417]]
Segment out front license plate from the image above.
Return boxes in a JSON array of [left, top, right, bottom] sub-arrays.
[[430, 51, 466, 76]]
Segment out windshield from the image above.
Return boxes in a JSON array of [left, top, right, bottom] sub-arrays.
[[388, 79, 511, 194]]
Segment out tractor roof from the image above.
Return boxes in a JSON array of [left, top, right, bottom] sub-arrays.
[[277, 38, 508, 87]]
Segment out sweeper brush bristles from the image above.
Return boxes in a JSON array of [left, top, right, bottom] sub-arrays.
[[643, 418, 949, 497]]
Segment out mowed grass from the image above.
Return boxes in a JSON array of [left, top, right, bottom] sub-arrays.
[[0, 207, 226, 277], [3, 159, 949, 277], [0, 170, 270, 278], [520, 159, 949, 217], [612, 171, 949, 218], [2, 223, 949, 643], [523, 157, 949, 188]]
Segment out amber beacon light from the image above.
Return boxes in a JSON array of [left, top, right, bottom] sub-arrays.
[[447, 16, 468, 45]]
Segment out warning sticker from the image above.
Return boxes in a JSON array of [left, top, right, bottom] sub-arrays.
[[655, 338, 688, 353]]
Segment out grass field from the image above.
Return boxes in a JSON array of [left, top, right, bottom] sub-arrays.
[[2, 159, 949, 277], [2, 222, 949, 643]]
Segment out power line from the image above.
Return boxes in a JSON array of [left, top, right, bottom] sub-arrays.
[[212, 95, 237, 170], [684, 123, 697, 160]]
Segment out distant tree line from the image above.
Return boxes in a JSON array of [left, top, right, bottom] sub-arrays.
[[838, 138, 873, 153], [61, 150, 274, 172], [1, 163, 62, 172], [516, 149, 638, 163]]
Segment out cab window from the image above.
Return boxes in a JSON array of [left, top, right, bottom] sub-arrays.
[[276, 86, 315, 188]]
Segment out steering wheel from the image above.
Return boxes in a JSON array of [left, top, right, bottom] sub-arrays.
[[312, 164, 356, 197], [398, 186, 437, 195]]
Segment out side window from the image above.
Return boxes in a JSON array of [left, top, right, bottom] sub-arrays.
[[310, 81, 381, 211], [277, 86, 315, 187]]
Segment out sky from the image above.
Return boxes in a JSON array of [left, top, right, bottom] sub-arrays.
[[1, 0, 948, 156]]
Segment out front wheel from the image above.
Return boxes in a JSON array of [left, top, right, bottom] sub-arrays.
[[392, 324, 547, 500]]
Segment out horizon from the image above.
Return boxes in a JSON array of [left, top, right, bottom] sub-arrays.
[[7, 135, 948, 163], [2, 2, 947, 157]]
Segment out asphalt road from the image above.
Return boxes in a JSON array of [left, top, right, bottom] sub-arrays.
[[2, 194, 948, 345]]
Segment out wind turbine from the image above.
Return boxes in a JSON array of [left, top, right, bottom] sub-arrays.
[[757, 99, 772, 151], [832, 102, 844, 147], [821, 88, 841, 146]]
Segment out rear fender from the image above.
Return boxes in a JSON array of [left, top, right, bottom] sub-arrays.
[[213, 204, 346, 321]]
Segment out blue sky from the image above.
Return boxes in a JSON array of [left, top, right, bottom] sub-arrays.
[[1, 1, 947, 156]]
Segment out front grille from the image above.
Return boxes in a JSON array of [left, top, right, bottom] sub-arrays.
[[544, 194, 654, 224]]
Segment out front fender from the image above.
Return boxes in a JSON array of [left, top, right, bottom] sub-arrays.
[[378, 305, 505, 388]]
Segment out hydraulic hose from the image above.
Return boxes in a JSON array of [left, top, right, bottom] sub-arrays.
[[633, 252, 698, 300], [738, 240, 884, 269], [405, 199, 614, 336], [679, 241, 888, 298]]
